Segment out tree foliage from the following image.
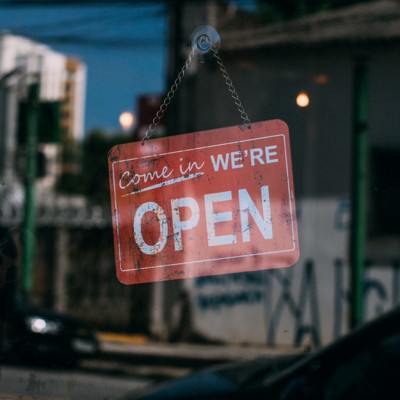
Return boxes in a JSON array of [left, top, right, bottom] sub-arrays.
[[57, 129, 131, 205]]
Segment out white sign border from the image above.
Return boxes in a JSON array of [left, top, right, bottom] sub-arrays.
[[111, 133, 297, 272]]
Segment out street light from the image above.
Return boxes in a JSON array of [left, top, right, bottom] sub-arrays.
[[296, 91, 310, 108], [119, 111, 135, 132]]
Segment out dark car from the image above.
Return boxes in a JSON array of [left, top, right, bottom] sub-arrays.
[[0, 302, 100, 367], [119, 351, 304, 400], [126, 306, 400, 400]]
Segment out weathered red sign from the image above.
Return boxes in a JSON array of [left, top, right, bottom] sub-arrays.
[[109, 120, 299, 284]]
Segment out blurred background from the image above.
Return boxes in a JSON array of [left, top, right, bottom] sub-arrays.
[[1, 0, 400, 397]]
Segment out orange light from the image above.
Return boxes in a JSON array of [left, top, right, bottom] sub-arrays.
[[119, 112, 135, 131], [296, 92, 310, 108]]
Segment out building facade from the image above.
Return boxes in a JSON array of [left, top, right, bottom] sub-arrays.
[[0, 33, 86, 194], [152, 0, 400, 347], [0, 33, 97, 311]]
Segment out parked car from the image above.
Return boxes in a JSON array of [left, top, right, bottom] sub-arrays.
[[124, 306, 400, 399], [0, 301, 100, 367]]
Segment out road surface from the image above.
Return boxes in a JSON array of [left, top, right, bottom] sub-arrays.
[[0, 362, 167, 400]]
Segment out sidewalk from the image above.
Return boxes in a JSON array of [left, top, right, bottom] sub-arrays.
[[97, 332, 304, 367]]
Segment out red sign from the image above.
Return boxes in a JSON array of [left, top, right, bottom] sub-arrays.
[[109, 120, 299, 284]]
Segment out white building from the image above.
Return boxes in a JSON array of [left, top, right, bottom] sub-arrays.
[[0, 32, 86, 195], [0, 32, 86, 137]]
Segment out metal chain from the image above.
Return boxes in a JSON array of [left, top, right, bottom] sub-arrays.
[[211, 46, 252, 128], [142, 47, 196, 144], [142, 41, 251, 144]]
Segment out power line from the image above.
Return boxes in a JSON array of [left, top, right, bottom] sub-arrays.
[[0, 0, 257, 8], [0, 0, 163, 6], [0, 3, 167, 50], [7, 9, 164, 32], [5, 8, 165, 37], [25, 34, 165, 48]]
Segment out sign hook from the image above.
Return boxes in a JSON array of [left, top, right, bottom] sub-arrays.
[[142, 25, 250, 144], [191, 25, 221, 54]]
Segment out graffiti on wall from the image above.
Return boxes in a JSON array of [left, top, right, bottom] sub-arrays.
[[196, 272, 265, 311], [193, 258, 400, 348]]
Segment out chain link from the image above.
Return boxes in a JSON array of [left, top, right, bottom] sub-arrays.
[[142, 41, 251, 144], [211, 46, 252, 128], [142, 47, 196, 144]]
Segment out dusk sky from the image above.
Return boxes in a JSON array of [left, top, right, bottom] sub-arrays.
[[0, 1, 255, 136], [0, 2, 167, 134]]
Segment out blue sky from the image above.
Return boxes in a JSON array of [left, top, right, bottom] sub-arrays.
[[0, 3, 167, 134], [0, 1, 255, 135]]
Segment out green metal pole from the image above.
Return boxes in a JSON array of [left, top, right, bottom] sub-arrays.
[[350, 59, 368, 329], [22, 82, 39, 298]]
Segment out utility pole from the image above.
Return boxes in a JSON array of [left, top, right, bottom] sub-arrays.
[[22, 82, 39, 299], [349, 58, 368, 329]]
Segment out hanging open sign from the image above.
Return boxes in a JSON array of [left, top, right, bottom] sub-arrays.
[[109, 120, 299, 284]]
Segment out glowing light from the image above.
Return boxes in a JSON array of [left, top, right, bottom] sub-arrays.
[[31, 318, 47, 333], [296, 92, 310, 108], [119, 112, 135, 131]]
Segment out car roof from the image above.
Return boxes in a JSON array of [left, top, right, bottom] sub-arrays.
[[249, 306, 400, 392]]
